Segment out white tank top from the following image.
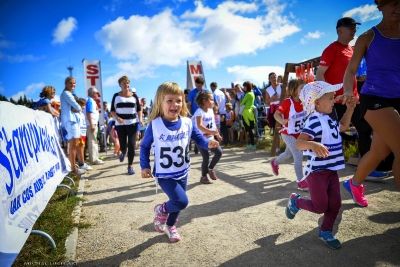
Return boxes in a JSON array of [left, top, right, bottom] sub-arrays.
[[192, 108, 216, 140], [283, 98, 307, 134], [226, 111, 233, 122], [152, 117, 192, 179]]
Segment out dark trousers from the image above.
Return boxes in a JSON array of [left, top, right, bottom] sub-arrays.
[[243, 120, 255, 145], [158, 175, 188, 226], [296, 170, 341, 232], [220, 115, 229, 145], [115, 124, 137, 165], [333, 104, 372, 157], [197, 145, 223, 176]]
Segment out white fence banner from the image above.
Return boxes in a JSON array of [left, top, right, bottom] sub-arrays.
[[0, 101, 71, 267], [83, 60, 105, 126]]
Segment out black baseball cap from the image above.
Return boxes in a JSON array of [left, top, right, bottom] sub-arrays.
[[336, 17, 361, 29]]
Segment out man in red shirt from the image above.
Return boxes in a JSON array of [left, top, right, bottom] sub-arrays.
[[316, 17, 387, 180]]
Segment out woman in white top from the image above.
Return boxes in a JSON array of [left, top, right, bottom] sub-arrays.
[[265, 72, 282, 135]]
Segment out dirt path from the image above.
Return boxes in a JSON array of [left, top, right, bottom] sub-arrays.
[[75, 148, 400, 267]]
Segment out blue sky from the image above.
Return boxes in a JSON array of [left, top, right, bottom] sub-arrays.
[[0, 0, 381, 105]]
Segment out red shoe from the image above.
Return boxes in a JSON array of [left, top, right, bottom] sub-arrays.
[[200, 176, 211, 184], [208, 169, 218, 180], [270, 159, 279, 176], [297, 180, 309, 191]]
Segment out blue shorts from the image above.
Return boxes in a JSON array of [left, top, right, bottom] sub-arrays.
[[137, 123, 140, 132], [64, 121, 80, 140]]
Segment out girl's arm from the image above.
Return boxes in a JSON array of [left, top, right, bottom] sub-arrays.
[[296, 133, 329, 158], [140, 122, 154, 171], [196, 116, 218, 136], [273, 110, 288, 125], [191, 124, 209, 150], [46, 103, 57, 116]]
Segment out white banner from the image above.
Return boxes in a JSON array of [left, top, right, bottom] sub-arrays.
[[187, 61, 206, 90], [83, 60, 105, 126], [0, 101, 71, 267]]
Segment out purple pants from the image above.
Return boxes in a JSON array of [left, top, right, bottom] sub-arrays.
[[296, 170, 341, 232]]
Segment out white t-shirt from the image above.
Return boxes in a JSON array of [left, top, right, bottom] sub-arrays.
[[78, 111, 87, 137], [213, 89, 226, 115], [266, 84, 282, 105], [85, 97, 99, 126]]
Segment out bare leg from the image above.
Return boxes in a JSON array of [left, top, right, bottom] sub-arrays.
[[354, 108, 400, 188], [69, 138, 79, 172], [77, 144, 85, 164]]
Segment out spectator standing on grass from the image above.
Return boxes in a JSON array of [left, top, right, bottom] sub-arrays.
[[140, 82, 219, 242], [76, 98, 92, 171], [86, 87, 104, 165], [316, 16, 388, 180], [341, 0, 400, 207], [110, 76, 143, 175], [286, 81, 357, 250], [60, 77, 84, 176], [270, 79, 307, 191], [240, 81, 256, 149], [211, 82, 230, 148], [265, 72, 282, 136]]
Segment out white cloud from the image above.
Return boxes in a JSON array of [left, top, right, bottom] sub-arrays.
[[0, 51, 44, 63], [349, 35, 359, 46], [227, 65, 285, 87], [52, 17, 78, 44], [300, 30, 323, 44], [0, 39, 14, 49], [342, 4, 382, 23], [96, 0, 300, 82], [10, 82, 45, 101]]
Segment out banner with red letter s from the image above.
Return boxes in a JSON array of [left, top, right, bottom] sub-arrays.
[[83, 60, 105, 126]]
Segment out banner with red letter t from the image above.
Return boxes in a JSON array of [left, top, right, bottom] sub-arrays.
[[187, 61, 206, 90], [83, 60, 105, 126]]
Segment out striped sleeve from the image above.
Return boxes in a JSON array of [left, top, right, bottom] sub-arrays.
[[301, 115, 322, 142]]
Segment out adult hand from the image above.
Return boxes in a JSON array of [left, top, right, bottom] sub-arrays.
[[336, 93, 359, 105], [141, 168, 153, 178], [91, 125, 96, 132]]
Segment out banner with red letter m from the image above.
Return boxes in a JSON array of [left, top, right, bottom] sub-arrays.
[[83, 60, 105, 126], [0, 102, 71, 267], [187, 61, 206, 90]]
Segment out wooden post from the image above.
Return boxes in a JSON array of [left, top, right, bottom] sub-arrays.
[[270, 57, 321, 157]]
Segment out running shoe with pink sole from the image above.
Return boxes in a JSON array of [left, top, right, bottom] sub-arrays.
[[154, 204, 168, 233], [164, 225, 181, 242], [343, 178, 368, 207]]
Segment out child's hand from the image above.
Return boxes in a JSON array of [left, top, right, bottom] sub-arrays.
[[141, 168, 153, 178], [281, 119, 288, 125], [216, 134, 223, 142], [345, 96, 357, 110], [208, 140, 220, 149], [311, 143, 329, 158]]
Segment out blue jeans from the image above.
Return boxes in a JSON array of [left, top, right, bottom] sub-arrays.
[[158, 175, 189, 226]]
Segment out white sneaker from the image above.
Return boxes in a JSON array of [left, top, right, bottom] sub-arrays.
[[79, 163, 93, 170], [92, 159, 104, 165], [73, 168, 85, 175]]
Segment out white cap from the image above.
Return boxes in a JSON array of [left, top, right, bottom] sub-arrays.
[[130, 87, 136, 93]]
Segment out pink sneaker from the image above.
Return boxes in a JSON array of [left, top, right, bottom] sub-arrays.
[[297, 180, 309, 191], [270, 159, 279, 176], [154, 204, 168, 233], [347, 178, 368, 207], [164, 225, 181, 242]]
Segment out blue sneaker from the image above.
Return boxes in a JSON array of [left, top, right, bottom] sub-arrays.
[[365, 169, 388, 181], [285, 193, 300, 219], [128, 166, 135, 175], [318, 229, 342, 249], [119, 152, 125, 163]]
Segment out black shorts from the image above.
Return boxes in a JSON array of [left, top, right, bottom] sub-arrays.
[[359, 94, 400, 119]]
